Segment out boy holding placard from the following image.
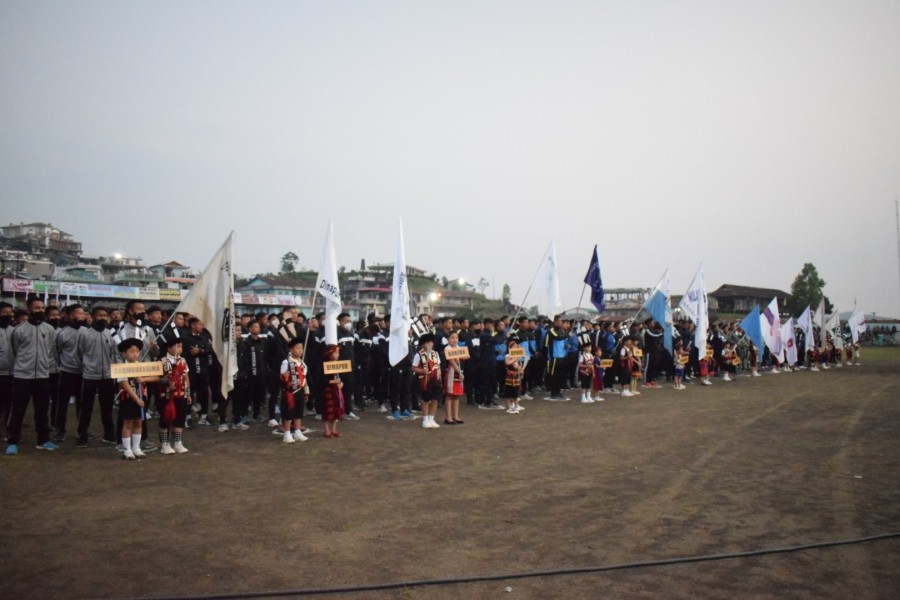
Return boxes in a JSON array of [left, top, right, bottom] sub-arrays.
[[116, 339, 158, 460]]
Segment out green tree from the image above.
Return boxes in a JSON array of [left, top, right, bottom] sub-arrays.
[[476, 277, 490, 294], [787, 263, 832, 315], [280, 251, 298, 273], [501, 283, 511, 304]]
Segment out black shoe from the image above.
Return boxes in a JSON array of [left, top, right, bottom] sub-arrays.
[[76, 440, 88, 448], [101, 438, 117, 446]]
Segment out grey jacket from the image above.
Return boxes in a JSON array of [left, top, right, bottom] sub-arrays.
[[55, 325, 83, 374], [0, 326, 12, 376], [78, 326, 117, 380], [10, 321, 58, 380]]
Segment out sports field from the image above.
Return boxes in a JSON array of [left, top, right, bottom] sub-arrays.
[[2, 348, 899, 600]]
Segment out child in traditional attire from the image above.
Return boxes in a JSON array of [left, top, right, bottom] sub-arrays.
[[117, 339, 157, 460], [159, 337, 191, 454], [578, 343, 594, 403], [320, 344, 345, 438], [280, 339, 309, 443], [442, 332, 465, 425], [412, 334, 442, 428], [503, 338, 525, 413]]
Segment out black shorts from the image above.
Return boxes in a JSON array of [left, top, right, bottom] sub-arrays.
[[119, 397, 143, 421]]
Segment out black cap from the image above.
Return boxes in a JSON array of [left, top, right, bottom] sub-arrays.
[[117, 338, 143, 353]]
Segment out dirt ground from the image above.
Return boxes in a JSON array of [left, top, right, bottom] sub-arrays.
[[2, 348, 899, 600]]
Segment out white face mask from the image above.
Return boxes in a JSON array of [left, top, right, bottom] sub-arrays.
[[270, 318, 280, 328], [342, 322, 353, 331]]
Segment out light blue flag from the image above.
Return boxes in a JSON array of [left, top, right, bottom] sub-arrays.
[[645, 289, 673, 354], [739, 305, 764, 354]]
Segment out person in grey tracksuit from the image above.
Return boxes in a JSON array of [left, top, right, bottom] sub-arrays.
[[77, 306, 118, 447], [7, 296, 58, 451]]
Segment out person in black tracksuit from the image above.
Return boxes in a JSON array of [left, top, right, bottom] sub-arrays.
[[240, 322, 268, 421], [477, 319, 501, 408], [184, 318, 211, 424]]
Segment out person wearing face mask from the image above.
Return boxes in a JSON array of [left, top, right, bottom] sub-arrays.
[[6, 295, 59, 455], [0, 301, 16, 427], [76, 305, 118, 448], [336, 312, 361, 420], [53, 304, 86, 442]]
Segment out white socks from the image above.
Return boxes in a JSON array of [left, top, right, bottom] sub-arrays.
[[131, 433, 141, 449], [122, 437, 132, 452]]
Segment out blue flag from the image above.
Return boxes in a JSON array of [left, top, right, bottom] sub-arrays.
[[583, 245, 605, 313], [645, 288, 673, 354], [739, 305, 764, 355]]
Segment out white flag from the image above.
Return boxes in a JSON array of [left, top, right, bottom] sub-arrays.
[[535, 240, 561, 317], [848, 309, 866, 343], [797, 306, 814, 350], [761, 297, 782, 356], [780, 318, 798, 365], [315, 220, 342, 345], [174, 232, 237, 399], [813, 303, 825, 347], [678, 264, 708, 359], [389, 218, 412, 367], [825, 309, 843, 350]]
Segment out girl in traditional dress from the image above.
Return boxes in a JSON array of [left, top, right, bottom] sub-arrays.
[[442, 332, 465, 425], [578, 343, 594, 403], [320, 344, 345, 438]]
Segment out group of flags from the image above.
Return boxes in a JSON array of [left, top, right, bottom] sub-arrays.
[[182, 230, 867, 396]]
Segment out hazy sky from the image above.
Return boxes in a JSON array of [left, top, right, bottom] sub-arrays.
[[2, 1, 899, 316]]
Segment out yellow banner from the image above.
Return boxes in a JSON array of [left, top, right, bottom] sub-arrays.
[[111, 361, 164, 379], [632, 348, 643, 358], [507, 347, 526, 358], [323, 360, 353, 374], [445, 347, 470, 360]]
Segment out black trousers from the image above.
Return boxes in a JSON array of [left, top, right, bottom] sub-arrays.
[[0, 374, 14, 427], [547, 358, 563, 396], [56, 371, 83, 436], [388, 365, 411, 412], [266, 371, 281, 420], [190, 372, 210, 416], [246, 375, 266, 419], [79, 378, 116, 444], [7, 378, 51, 446]]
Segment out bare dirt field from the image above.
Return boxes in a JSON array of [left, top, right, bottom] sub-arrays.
[[2, 348, 899, 600]]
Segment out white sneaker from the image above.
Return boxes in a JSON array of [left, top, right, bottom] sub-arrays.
[[160, 443, 175, 455], [522, 393, 534, 400], [132, 446, 146, 458], [282, 432, 295, 444], [429, 419, 441, 427], [595, 396, 604, 402], [345, 412, 360, 421], [580, 397, 591, 404], [173, 441, 189, 454], [292, 430, 308, 442], [267, 419, 279, 427], [217, 423, 229, 433], [620, 390, 633, 397], [506, 407, 517, 414], [233, 422, 250, 430], [421, 420, 430, 429], [272, 428, 284, 435], [378, 404, 388, 413], [123, 449, 136, 460], [197, 416, 211, 426], [702, 380, 713, 386]]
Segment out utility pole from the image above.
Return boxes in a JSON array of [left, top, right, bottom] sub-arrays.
[[895, 197, 900, 316]]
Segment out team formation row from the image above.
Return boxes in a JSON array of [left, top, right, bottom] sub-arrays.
[[0, 296, 861, 458]]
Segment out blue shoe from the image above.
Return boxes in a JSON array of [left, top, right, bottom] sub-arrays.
[[391, 410, 402, 420], [400, 409, 414, 419], [35, 441, 59, 451], [6, 444, 18, 456]]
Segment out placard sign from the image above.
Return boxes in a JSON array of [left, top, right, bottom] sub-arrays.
[[632, 348, 643, 358], [508, 347, 526, 358], [679, 356, 690, 365], [110, 361, 164, 378], [600, 359, 614, 368], [445, 347, 470, 360], [731, 357, 741, 366], [323, 360, 353, 374]]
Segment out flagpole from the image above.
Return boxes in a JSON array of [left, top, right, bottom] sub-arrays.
[[626, 268, 669, 326], [302, 290, 319, 355], [509, 242, 555, 327]]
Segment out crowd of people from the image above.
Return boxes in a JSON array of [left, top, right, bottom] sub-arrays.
[[0, 294, 862, 459]]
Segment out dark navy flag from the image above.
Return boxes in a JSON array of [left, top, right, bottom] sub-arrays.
[[583, 245, 605, 313]]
